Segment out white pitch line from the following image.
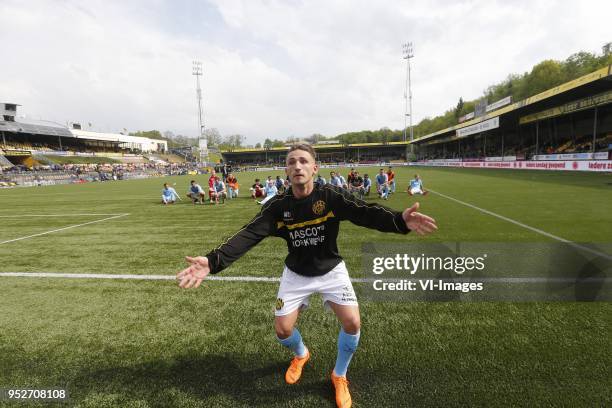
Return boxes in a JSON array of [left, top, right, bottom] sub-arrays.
[[0, 272, 279, 281], [429, 189, 612, 261], [0, 213, 130, 245], [0, 213, 126, 218], [0, 272, 609, 284]]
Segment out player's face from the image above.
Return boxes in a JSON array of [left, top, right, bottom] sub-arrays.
[[285, 149, 317, 186]]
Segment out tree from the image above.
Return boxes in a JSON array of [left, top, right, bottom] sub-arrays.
[[305, 133, 325, 144], [203, 128, 222, 147], [524, 60, 563, 96], [271, 139, 285, 148], [229, 134, 245, 148], [130, 130, 163, 140], [454, 98, 464, 120], [173, 134, 198, 147]]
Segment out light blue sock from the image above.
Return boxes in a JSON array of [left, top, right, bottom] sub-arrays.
[[277, 328, 307, 358], [334, 328, 360, 376]]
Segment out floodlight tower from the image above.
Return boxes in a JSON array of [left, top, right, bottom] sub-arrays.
[[192, 60, 207, 163], [402, 42, 414, 147]]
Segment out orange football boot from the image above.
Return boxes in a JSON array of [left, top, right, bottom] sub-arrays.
[[285, 349, 310, 384], [331, 371, 352, 408]]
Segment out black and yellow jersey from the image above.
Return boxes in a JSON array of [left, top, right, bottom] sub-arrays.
[[206, 183, 410, 277]]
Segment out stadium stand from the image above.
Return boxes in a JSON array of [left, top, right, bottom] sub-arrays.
[[0, 119, 208, 187], [411, 65, 612, 163], [220, 142, 410, 167], [217, 67, 610, 168], [0, 103, 189, 186]]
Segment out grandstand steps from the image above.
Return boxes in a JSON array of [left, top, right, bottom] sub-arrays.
[[33, 154, 58, 166], [116, 156, 146, 164], [0, 154, 14, 168], [148, 153, 186, 163]]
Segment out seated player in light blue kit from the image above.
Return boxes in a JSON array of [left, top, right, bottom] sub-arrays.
[[186, 180, 206, 204], [375, 168, 389, 200], [329, 171, 342, 187], [258, 179, 278, 205], [161, 183, 180, 205], [213, 176, 227, 204], [363, 174, 372, 196], [407, 174, 428, 196]]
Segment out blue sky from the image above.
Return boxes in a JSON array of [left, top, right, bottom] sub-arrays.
[[1, 0, 610, 145]]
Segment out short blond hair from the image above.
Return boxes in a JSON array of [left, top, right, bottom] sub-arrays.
[[288, 143, 316, 161]]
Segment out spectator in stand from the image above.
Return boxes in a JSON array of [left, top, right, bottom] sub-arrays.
[[162, 183, 181, 205], [226, 173, 239, 199], [187, 180, 206, 204], [250, 178, 265, 200]]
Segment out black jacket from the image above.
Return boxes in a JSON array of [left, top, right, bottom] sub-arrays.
[[206, 183, 410, 276]]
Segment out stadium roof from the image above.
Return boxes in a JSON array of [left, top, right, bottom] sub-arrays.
[[411, 65, 612, 145], [220, 141, 410, 153], [0, 120, 168, 150], [0, 120, 73, 137], [70, 129, 168, 148]]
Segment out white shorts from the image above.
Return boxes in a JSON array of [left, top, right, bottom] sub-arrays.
[[410, 187, 423, 194], [275, 261, 358, 316]]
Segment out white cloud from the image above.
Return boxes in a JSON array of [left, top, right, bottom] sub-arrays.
[[1, 0, 610, 145]]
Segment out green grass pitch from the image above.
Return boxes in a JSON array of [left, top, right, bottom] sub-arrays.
[[0, 167, 610, 407]]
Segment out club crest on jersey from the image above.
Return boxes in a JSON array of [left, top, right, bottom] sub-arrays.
[[275, 298, 284, 311], [312, 200, 326, 215]]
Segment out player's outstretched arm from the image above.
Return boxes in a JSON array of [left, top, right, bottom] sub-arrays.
[[402, 202, 437, 236], [177, 256, 210, 289]]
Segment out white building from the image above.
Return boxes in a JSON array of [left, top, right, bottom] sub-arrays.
[[1, 103, 19, 122], [70, 128, 167, 153]]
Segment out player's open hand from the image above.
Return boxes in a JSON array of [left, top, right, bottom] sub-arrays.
[[402, 202, 437, 236], [177, 256, 210, 288]]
